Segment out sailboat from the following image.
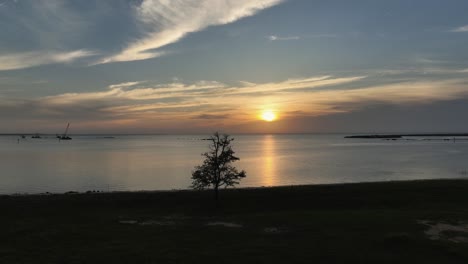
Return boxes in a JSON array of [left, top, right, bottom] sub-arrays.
[[58, 123, 72, 140]]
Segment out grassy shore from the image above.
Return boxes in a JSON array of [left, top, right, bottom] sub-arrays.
[[2, 179, 468, 263]]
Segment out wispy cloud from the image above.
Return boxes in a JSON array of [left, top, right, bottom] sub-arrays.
[[309, 79, 468, 108], [227, 76, 366, 95], [268, 35, 300, 41], [3, 74, 468, 132], [98, 0, 284, 64], [267, 33, 339, 41], [39, 80, 226, 108], [194, 114, 230, 120], [0, 50, 96, 71], [38, 76, 359, 107], [451, 25, 468, 32], [108, 81, 144, 90]]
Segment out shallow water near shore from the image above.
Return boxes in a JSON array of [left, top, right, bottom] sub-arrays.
[[1, 134, 468, 194]]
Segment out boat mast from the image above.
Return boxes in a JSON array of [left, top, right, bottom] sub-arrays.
[[63, 123, 70, 137]]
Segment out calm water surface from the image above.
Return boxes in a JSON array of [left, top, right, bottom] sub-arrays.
[[1, 134, 468, 194]]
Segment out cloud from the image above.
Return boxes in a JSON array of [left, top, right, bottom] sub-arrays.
[[0, 75, 366, 125], [2, 74, 468, 133], [108, 81, 144, 90], [310, 79, 468, 107], [267, 33, 339, 41], [194, 114, 230, 120], [14, 75, 468, 117], [38, 76, 359, 107], [0, 50, 96, 71], [41, 80, 226, 105], [451, 25, 468, 32], [268, 35, 300, 41], [227, 76, 366, 95], [99, 0, 283, 64]]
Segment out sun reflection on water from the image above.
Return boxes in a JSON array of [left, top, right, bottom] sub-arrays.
[[262, 134, 277, 186]]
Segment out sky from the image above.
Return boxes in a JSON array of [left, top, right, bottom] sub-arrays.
[[1, 0, 468, 134]]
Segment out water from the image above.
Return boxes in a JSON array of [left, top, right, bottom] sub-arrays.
[[1, 134, 468, 194]]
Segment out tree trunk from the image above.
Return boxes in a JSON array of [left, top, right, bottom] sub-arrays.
[[214, 185, 219, 201]]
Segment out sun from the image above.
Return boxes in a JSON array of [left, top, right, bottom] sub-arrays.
[[261, 110, 277, 122]]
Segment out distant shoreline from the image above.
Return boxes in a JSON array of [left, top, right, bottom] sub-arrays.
[[345, 133, 468, 138]]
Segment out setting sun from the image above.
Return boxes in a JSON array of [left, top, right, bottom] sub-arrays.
[[261, 110, 277, 122]]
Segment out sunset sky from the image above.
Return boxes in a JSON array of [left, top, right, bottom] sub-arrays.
[[1, 0, 468, 134]]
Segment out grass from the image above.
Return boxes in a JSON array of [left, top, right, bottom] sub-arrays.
[[2, 179, 468, 263]]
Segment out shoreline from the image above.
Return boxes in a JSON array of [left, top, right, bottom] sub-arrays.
[[345, 133, 468, 138], [4, 177, 468, 197]]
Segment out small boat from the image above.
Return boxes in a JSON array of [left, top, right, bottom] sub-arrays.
[[32, 133, 41, 139], [58, 123, 72, 140]]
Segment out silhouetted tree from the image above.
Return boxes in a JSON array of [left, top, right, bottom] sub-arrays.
[[191, 132, 246, 200]]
